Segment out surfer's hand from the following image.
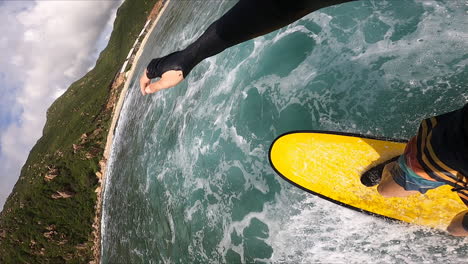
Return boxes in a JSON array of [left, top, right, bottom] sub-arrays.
[[140, 70, 151, 95], [140, 69, 184, 95]]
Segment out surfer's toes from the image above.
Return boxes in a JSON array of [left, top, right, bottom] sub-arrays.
[[360, 169, 382, 187], [360, 156, 400, 187]]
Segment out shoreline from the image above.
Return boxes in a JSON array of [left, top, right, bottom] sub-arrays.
[[92, 0, 171, 262]]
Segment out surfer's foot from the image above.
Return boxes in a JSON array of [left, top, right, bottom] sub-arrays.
[[360, 156, 400, 187]]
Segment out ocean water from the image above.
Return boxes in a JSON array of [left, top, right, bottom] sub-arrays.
[[101, 0, 468, 263]]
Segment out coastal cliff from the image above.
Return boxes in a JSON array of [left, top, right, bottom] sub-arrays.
[[0, 0, 160, 262]]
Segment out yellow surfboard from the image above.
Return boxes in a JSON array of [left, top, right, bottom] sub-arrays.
[[269, 131, 466, 230]]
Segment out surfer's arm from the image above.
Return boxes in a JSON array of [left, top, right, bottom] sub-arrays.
[[141, 0, 356, 95]]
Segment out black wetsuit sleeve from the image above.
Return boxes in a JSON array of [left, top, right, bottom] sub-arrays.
[[146, 0, 356, 79]]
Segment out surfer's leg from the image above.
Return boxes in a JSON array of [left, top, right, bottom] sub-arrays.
[[377, 161, 419, 197], [447, 210, 468, 236], [378, 153, 446, 197]]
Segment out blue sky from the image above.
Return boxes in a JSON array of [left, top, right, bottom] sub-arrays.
[[0, 0, 123, 210], [0, 73, 18, 130]]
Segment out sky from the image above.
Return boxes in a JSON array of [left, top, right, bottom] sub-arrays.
[[0, 0, 124, 210]]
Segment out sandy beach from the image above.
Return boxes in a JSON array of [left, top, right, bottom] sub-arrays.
[[92, 0, 171, 262]]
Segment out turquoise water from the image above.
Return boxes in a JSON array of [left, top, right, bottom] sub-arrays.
[[102, 0, 468, 263]]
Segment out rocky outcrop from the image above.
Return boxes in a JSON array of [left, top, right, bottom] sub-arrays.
[[72, 144, 83, 153], [43, 230, 58, 240], [92, 128, 103, 137], [106, 74, 126, 110], [80, 133, 88, 144], [29, 239, 37, 248], [44, 167, 59, 182], [99, 159, 107, 170], [55, 150, 64, 157], [44, 173, 57, 181], [148, 1, 164, 20], [51, 191, 74, 199]]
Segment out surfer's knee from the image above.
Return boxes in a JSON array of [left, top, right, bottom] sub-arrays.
[[376, 182, 401, 198], [376, 184, 392, 197], [376, 162, 403, 197], [376, 162, 419, 198], [377, 180, 418, 198], [447, 210, 468, 236]]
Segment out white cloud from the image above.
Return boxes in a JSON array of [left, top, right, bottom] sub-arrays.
[[0, 0, 124, 210], [23, 29, 41, 42], [11, 55, 24, 66]]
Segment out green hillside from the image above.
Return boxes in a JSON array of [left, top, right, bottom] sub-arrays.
[[0, 0, 158, 262]]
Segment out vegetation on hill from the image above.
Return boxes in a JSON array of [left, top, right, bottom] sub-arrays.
[[0, 0, 158, 262]]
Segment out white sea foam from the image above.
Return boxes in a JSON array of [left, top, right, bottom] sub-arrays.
[[264, 190, 468, 263]]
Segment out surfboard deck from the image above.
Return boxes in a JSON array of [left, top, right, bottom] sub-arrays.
[[269, 131, 466, 230]]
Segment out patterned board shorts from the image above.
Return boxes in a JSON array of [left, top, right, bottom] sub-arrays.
[[391, 155, 446, 194]]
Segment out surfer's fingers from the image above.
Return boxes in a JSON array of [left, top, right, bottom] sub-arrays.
[[140, 70, 151, 95], [145, 70, 184, 94]]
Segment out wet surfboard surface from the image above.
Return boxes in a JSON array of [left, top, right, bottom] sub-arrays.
[[269, 131, 466, 230]]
